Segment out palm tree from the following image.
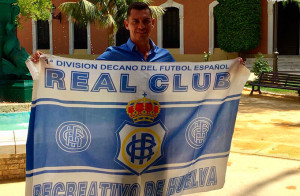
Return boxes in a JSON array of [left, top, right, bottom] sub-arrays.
[[59, 0, 165, 45]]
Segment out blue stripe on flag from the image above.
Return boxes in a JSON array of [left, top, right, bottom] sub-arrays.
[[31, 94, 241, 106], [26, 169, 133, 178], [26, 154, 228, 177], [26, 99, 239, 171], [146, 154, 229, 173]]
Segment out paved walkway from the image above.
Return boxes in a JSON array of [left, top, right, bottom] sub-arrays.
[[232, 89, 300, 160], [0, 89, 299, 196]]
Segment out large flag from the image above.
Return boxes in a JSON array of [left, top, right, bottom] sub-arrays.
[[26, 56, 250, 196]]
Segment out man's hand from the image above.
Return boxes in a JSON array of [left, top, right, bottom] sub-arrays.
[[30, 50, 44, 63], [238, 57, 245, 65]]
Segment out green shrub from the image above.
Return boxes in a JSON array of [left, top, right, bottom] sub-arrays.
[[214, 0, 261, 53], [203, 51, 211, 62], [252, 53, 272, 76]]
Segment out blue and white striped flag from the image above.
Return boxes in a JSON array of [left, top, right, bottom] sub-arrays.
[[26, 56, 250, 196]]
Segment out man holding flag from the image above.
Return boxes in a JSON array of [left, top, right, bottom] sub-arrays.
[[27, 2, 249, 196], [31, 2, 175, 63]]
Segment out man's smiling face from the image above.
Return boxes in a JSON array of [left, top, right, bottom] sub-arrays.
[[125, 9, 155, 43]]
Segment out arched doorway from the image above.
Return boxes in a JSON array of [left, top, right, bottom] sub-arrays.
[[163, 7, 180, 48], [277, 2, 299, 55], [157, 0, 184, 54], [74, 23, 87, 49], [116, 27, 130, 46], [37, 20, 50, 50]]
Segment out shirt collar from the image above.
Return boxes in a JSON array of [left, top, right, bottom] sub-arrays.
[[126, 38, 157, 53]]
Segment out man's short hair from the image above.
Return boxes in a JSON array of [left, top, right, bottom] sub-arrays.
[[127, 2, 152, 18]]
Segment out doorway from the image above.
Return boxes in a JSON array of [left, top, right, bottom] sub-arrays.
[[277, 2, 299, 55]]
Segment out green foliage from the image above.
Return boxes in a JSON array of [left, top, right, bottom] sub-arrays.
[[203, 51, 211, 62], [252, 53, 272, 76], [59, 0, 164, 45], [245, 83, 297, 95], [59, 0, 165, 30], [215, 0, 261, 53], [16, 0, 52, 21], [282, 0, 300, 6]]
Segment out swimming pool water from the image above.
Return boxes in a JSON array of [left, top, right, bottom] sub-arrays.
[[0, 111, 30, 131]]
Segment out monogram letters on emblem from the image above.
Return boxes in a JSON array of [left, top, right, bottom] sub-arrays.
[[116, 95, 166, 175], [56, 121, 91, 153], [63, 125, 85, 148], [127, 133, 156, 165], [185, 117, 213, 149]]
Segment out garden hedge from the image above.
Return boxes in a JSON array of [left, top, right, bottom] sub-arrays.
[[214, 0, 261, 53]]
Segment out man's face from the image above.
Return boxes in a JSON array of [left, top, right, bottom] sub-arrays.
[[124, 9, 155, 42]]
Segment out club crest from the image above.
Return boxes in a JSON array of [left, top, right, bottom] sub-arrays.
[[56, 121, 91, 153], [115, 95, 167, 175], [185, 117, 213, 149]]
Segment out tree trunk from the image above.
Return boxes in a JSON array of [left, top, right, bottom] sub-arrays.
[[108, 26, 115, 46]]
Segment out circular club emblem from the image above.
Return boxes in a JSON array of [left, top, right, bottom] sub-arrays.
[[56, 121, 91, 153], [121, 128, 161, 169], [185, 117, 213, 149]]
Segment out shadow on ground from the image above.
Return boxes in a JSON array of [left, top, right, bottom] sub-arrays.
[[237, 169, 300, 196], [232, 89, 300, 160], [238, 92, 300, 114]]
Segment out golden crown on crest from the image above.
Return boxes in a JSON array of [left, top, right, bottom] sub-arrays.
[[126, 95, 161, 123]]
